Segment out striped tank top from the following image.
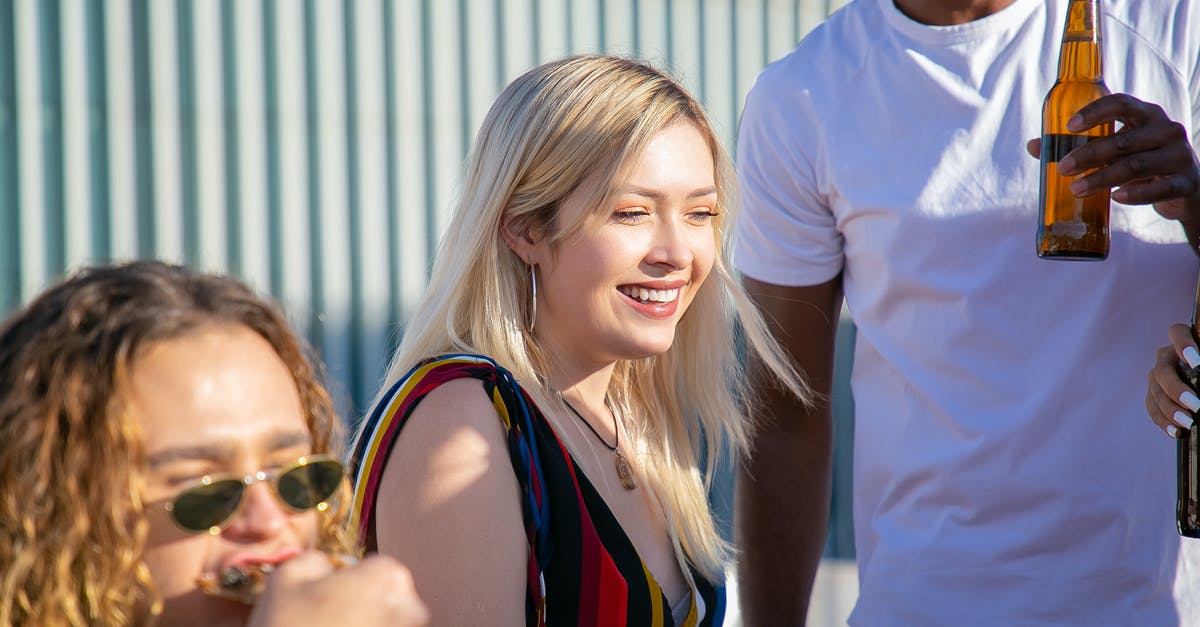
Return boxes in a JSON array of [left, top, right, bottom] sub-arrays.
[[349, 354, 725, 626]]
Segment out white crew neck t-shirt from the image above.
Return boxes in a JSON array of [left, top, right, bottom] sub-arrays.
[[734, 0, 1200, 624]]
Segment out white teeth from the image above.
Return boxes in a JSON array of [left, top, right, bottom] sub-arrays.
[[621, 286, 679, 303]]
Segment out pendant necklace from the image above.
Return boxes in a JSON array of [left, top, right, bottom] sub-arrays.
[[562, 398, 637, 491]]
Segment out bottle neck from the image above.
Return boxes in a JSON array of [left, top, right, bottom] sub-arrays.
[[1056, 0, 1104, 81]]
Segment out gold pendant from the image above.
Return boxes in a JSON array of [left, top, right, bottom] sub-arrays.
[[615, 451, 636, 491]]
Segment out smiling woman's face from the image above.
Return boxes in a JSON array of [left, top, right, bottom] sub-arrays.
[[130, 324, 319, 627], [526, 120, 719, 370]]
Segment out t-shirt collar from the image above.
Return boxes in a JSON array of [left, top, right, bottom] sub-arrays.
[[879, 0, 1044, 45]]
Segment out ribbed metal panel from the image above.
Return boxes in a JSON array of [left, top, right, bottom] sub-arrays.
[[2, 0, 848, 408], [3, 0, 856, 558]]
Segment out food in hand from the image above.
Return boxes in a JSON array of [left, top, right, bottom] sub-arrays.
[[196, 553, 357, 605]]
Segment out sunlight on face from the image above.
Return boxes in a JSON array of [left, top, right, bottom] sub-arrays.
[[531, 121, 719, 370], [130, 325, 318, 627]]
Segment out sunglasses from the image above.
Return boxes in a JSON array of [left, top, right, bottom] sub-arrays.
[[162, 455, 344, 534]]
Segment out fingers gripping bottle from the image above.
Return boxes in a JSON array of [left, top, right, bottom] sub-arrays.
[[1037, 0, 1112, 260], [1180, 272, 1200, 538]]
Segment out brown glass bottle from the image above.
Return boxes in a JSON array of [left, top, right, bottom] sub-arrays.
[[1179, 272, 1200, 537], [1037, 0, 1112, 260]]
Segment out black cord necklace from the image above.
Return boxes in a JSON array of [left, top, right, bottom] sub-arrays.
[[562, 398, 637, 491]]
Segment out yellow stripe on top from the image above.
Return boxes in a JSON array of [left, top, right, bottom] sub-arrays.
[[680, 595, 699, 627], [641, 560, 666, 627], [492, 386, 513, 431], [348, 356, 484, 534]]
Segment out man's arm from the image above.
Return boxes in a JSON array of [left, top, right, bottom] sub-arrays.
[[736, 275, 843, 627]]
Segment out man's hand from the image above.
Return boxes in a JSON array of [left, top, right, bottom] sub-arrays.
[[1025, 93, 1200, 224]]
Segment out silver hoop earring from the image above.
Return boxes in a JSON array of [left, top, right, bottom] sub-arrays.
[[528, 264, 538, 333]]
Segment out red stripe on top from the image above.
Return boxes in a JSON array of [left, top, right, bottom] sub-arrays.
[[597, 549, 630, 627], [357, 367, 465, 540]]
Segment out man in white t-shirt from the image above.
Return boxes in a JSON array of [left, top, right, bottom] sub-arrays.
[[733, 0, 1200, 624]]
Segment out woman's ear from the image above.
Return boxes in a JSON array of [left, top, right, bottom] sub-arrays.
[[500, 217, 544, 265]]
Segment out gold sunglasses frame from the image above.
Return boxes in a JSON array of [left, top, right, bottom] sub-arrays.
[[161, 454, 344, 535]]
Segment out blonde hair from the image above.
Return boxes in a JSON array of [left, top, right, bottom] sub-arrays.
[[0, 261, 354, 627], [377, 55, 809, 580]]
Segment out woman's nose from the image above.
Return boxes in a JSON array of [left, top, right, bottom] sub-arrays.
[[220, 481, 290, 541], [646, 219, 694, 269]]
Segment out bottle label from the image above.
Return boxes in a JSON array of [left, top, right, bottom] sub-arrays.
[[1182, 363, 1200, 529], [1192, 434, 1199, 522], [1048, 222, 1089, 238], [1041, 133, 1094, 162]]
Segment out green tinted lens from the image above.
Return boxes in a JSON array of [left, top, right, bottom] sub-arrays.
[[276, 459, 343, 510], [171, 480, 245, 532]]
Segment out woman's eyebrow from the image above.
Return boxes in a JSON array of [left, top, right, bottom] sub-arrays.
[[145, 430, 311, 469], [146, 445, 230, 469], [621, 185, 718, 200], [266, 430, 313, 452]]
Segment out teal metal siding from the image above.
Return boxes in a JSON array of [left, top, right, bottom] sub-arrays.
[[0, 0, 853, 555]]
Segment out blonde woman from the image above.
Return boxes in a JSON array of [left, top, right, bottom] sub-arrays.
[[0, 261, 427, 627], [349, 55, 808, 626]]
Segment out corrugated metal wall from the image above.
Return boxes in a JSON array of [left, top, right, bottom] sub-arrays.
[[0, 0, 854, 555], [1, 0, 848, 409]]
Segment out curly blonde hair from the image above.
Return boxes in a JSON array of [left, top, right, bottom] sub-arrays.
[[0, 261, 353, 627]]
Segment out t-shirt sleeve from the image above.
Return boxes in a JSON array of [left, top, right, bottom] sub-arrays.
[[1179, 0, 1200, 148], [1191, 9, 1200, 149], [732, 66, 844, 287]]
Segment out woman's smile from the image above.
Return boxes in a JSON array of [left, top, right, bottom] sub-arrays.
[[617, 280, 686, 319]]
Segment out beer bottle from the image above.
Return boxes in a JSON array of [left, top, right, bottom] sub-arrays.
[[1180, 271, 1200, 537], [1036, 0, 1112, 260]]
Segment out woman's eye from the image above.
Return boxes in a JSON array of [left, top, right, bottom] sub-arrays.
[[164, 473, 210, 489], [687, 209, 719, 224], [611, 209, 649, 224], [269, 450, 313, 468]]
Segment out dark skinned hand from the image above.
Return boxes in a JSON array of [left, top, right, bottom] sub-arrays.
[[1026, 93, 1200, 224]]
